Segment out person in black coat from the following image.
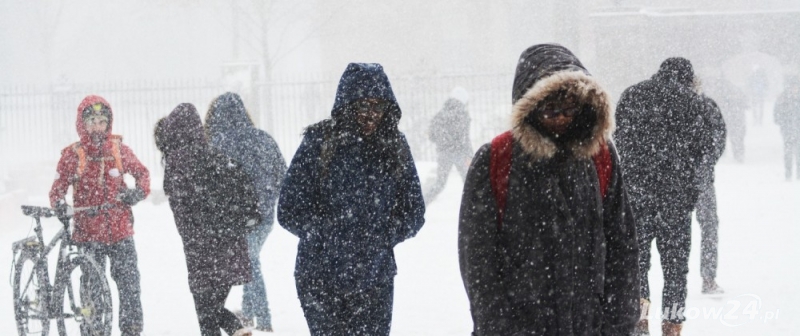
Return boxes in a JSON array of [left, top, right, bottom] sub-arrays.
[[695, 86, 727, 295], [458, 44, 639, 336], [424, 87, 473, 205], [206, 92, 287, 332], [615, 57, 713, 335], [775, 77, 800, 180], [278, 63, 425, 336], [704, 76, 746, 162], [155, 104, 260, 336]]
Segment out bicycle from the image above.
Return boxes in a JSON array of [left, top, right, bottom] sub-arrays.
[[11, 204, 114, 336]]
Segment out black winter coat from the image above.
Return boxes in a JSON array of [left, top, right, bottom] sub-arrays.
[[615, 61, 712, 211], [697, 94, 727, 179], [459, 44, 639, 336], [158, 104, 258, 294]]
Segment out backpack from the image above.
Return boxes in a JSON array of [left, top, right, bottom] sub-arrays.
[[489, 131, 613, 230], [71, 136, 124, 176]]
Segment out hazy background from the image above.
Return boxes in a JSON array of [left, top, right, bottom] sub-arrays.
[[2, 1, 800, 335]]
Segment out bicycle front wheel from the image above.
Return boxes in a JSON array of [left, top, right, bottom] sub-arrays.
[[53, 254, 112, 336], [12, 251, 51, 336]]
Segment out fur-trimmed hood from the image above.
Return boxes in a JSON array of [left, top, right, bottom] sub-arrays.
[[510, 44, 613, 160]]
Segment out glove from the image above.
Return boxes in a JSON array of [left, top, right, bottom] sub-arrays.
[[54, 199, 74, 218], [117, 188, 146, 206]]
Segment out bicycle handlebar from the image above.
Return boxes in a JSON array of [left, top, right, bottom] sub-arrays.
[[21, 203, 115, 219]]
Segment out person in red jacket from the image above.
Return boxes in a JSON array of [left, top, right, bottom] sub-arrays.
[[49, 95, 150, 336]]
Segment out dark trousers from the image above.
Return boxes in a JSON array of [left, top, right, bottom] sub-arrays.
[[633, 199, 691, 323], [191, 284, 243, 336], [782, 136, 800, 179], [298, 279, 394, 336], [80, 238, 143, 334], [695, 179, 719, 280], [423, 147, 472, 205]]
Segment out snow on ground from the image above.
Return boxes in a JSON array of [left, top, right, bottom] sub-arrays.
[[1, 122, 798, 335]]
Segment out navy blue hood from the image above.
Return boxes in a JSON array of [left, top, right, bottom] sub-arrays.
[[331, 63, 401, 126]]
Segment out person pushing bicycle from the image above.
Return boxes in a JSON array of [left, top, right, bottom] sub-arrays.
[[49, 95, 150, 336]]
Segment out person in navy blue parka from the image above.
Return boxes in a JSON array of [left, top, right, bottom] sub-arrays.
[[278, 63, 425, 336]]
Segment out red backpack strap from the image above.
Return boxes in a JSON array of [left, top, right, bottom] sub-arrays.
[[490, 131, 514, 230], [592, 139, 613, 199]]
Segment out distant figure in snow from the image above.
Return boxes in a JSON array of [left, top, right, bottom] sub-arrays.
[[458, 44, 640, 335], [747, 66, 770, 125], [423, 87, 473, 205], [49, 95, 150, 336], [704, 76, 747, 162], [155, 104, 260, 336], [205, 92, 287, 332], [278, 63, 425, 336], [775, 76, 800, 180], [616, 57, 713, 336], [694, 79, 728, 295]]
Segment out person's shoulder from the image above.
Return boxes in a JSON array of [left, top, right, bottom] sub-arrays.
[[303, 119, 333, 142]]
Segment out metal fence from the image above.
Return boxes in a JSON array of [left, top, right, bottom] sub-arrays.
[[0, 72, 514, 186]]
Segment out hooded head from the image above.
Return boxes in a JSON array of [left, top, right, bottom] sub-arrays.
[[654, 57, 695, 87], [205, 92, 255, 138], [510, 44, 613, 160], [155, 103, 207, 155], [76, 95, 114, 149], [330, 63, 402, 136]]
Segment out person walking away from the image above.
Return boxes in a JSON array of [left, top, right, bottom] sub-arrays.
[[205, 92, 286, 332], [458, 44, 640, 336], [49, 95, 150, 336], [747, 66, 770, 125], [704, 76, 746, 163], [424, 87, 473, 205], [616, 58, 713, 336], [694, 81, 727, 295], [775, 77, 800, 180], [155, 104, 260, 336], [278, 63, 426, 336]]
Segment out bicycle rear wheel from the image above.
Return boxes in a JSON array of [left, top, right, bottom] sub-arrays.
[[13, 251, 51, 336], [53, 255, 112, 336]]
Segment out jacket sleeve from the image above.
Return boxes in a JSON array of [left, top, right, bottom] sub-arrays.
[[706, 99, 727, 166], [264, 133, 288, 210], [121, 144, 151, 197], [458, 144, 512, 335], [277, 131, 322, 238], [390, 134, 426, 246], [49, 147, 77, 207], [600, 142, 640, 336]]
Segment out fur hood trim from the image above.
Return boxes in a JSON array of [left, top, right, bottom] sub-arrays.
[[511, 71, 614, 160]]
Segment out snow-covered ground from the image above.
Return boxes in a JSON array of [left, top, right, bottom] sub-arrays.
[[1, 121, 798, 335]]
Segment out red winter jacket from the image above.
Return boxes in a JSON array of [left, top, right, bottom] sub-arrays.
[[49, 95, 150, 244]]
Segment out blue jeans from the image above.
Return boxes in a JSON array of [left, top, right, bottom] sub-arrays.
[[242, 218, 273, 327]]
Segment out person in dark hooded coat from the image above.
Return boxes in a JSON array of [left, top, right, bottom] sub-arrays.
[[458, 44, 639, 336], [694, 85, 727, 295], [155, 104, 259, 336], [278, 63, 425, 336], [615, 57, 713, 336], [205, 92, 287, 332]]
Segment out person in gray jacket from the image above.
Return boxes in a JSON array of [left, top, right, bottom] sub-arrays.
[[205, 92, 287, 332], [458, 44, 639, 336]]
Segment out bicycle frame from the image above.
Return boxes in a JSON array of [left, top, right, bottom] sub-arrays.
[[13, 213, 87, 320]]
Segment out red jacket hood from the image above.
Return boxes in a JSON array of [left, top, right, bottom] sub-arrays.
[[76, 95, 115, 145]]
